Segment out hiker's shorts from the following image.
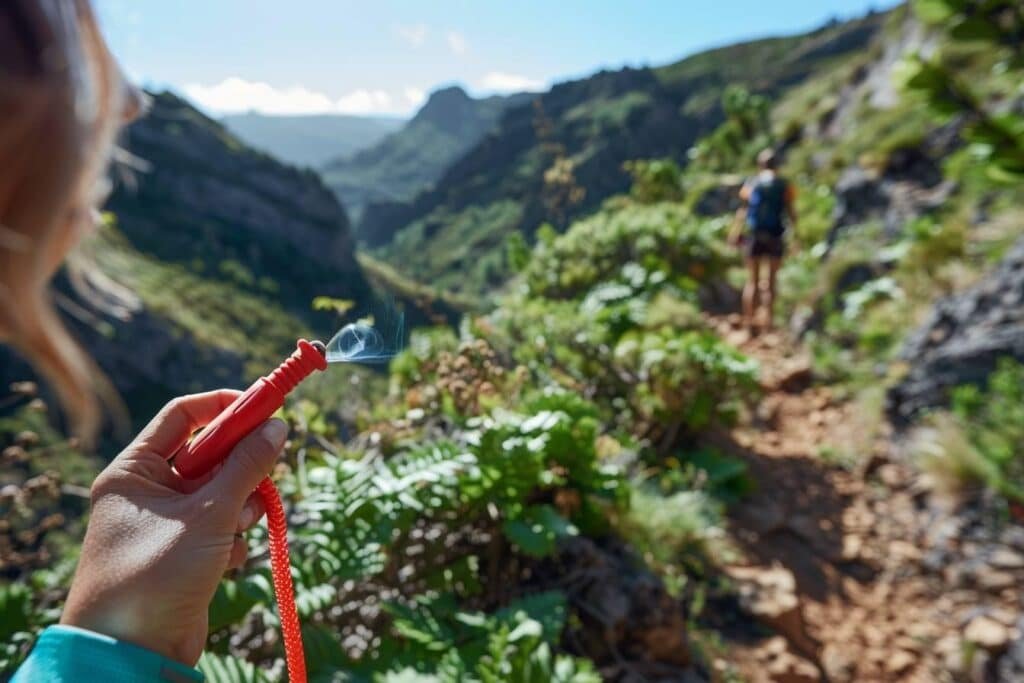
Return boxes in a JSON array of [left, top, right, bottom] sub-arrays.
[[746, 232, 785, 260]]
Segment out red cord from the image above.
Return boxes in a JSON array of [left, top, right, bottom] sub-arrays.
[[257, 476, 307, 683]]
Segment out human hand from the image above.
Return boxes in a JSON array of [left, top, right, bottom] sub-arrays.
[[60, 390, 288, 666]]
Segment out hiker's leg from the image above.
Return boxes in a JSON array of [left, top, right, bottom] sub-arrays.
[[743, 257, 760, 331], [764, 256, 781, 329]]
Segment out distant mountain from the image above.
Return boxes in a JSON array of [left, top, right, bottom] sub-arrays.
[[321, 85, 532, 228], [365, 13, 886, 297], [221, 112, 403, 168]]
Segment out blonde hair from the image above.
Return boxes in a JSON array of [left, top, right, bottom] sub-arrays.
[[0, 0, 140, 441]]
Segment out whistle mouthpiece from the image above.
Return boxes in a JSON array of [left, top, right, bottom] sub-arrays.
[[176, 338, 327, 480], [268, 339, 328, 394]]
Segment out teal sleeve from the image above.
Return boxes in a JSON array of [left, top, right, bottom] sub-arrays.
[[11, 625, 204, 683]]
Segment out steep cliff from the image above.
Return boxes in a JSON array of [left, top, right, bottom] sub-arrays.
[[2, 91, 372, 427], [107, 91, 369, 307]]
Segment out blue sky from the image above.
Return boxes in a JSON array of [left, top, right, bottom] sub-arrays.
[[95, 0, 899, 118]]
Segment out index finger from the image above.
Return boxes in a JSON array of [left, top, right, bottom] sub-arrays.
[[130, 389, 242, 458]]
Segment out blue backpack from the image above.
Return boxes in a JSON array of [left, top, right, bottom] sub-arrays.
[[747, 175, 788, 237]]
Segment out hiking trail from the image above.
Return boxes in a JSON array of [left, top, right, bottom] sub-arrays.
[[702, 314, 1023, 683]]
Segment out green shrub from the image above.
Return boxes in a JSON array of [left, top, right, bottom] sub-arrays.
[[613, 329, 758, 434], [949, 358, 1024, 502], [521, 202, 732, 301], [915, 358, 1024, 504], [623, 159, 685, 204], [492, 201, 756, 447]]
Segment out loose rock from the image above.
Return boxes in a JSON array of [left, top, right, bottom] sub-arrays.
[[964, 615, 1009, 653]]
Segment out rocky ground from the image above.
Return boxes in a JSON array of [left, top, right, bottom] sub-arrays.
[[708, 315, 1022, 683]]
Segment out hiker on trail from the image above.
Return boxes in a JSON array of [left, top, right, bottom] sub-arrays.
[[3, 3, 286, 680], [730, 148, 797, 333]]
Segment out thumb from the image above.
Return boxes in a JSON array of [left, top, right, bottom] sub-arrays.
[[206, 418, 288, 504]]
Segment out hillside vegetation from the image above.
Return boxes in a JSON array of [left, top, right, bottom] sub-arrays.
[[322, 86, 531, 228], [365, 14, 886, 298], [4, 3, 1024, 682]]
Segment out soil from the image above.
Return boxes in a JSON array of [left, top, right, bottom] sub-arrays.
[[706, 314, 1023, 683]]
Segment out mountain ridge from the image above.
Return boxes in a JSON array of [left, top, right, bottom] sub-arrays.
[[322, 85, 532, 228]]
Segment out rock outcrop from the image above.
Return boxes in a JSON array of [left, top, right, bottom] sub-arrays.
[[108, 91, 369, 305], [887, 236, 1024, 425], [2, 91, 372, 432], [828, 148, 957, 248]]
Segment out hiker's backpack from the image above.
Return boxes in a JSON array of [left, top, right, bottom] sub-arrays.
[[746, 175, 788, 236]]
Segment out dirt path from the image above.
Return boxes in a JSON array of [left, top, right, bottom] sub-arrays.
[[704, 315, 1023, 683]]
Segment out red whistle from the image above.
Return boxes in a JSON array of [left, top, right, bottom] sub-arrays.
[[174, 339, 327, 683], [176, 339, 327, 479]]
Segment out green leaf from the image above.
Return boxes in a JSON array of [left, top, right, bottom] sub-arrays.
[[507, 618, 544, 643], [207, 574, 273, 632], [949, 16, 1002, 42], [985, 162, 1024, 184], [302, 623, 351, 677], [0, 584, 31, 641], [685, 448, 751, 498], [196, 652, 271, 683], [502, 505, 579, 558], [912, 0, 961, 23]]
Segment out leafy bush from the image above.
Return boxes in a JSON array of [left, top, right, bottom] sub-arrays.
[[896, 216, 966, 290], [521, 202, 732, 301], [613, 329, 758, 435], [915, 358, 1024, 504], [623, 159, 684, 204], [491, 201, 756, 447], [949, 358, 1024, 502], [613, 488, 725, 578], [200, 392, 622, 679]]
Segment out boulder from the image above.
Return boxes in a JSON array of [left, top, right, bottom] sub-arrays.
[[887, 237, 1024, 426], [963, 615, 1010, 653]]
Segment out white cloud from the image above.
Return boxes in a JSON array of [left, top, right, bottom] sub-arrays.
[[334, 89, 393, 115], [446, 31, 468, 56], [183, 77, 334, 115], [395, 23, 429, 47], [181, 77, 424, 116], [478, 72, 544, 93]]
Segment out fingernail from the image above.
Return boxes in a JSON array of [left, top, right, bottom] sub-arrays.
[[261, 419, 287, 449]]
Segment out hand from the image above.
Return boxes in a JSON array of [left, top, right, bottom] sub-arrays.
[[61, 390, 288, 666]]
